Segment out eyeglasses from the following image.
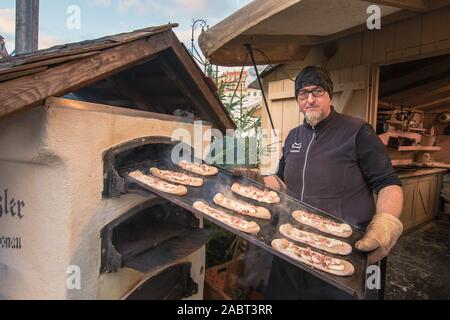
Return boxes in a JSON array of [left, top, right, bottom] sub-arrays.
[[297, 87, 326, 100]]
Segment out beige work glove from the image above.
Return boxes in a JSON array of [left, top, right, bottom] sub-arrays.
[[263, 175, 286, 193], [355, 213, 403, 265]]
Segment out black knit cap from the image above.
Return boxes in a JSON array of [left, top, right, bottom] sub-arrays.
[[295, 66, 333, 99]]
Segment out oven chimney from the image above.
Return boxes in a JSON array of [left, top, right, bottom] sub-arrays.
[[15, 0, 39, 55]]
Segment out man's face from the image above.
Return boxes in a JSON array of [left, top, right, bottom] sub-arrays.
[[297, 85, 332, 127]]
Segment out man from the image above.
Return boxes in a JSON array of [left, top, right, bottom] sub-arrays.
[[262, 66, 404, 299]]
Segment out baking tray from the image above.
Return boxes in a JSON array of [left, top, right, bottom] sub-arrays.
[[121, 159, 369, 299]]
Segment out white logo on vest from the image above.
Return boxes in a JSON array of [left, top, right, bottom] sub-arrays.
[[290, 142, 302, 153]]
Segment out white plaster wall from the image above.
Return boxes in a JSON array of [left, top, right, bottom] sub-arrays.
[[0, 98, 211, 300]]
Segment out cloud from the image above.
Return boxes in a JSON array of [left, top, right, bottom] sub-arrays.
[[0, 8, 15, 34], [173, 0, 207, 14], [39, 35, 64, 50], [116, 0, 163, 15]]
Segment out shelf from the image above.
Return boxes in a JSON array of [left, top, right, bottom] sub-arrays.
[[387, 120, 407, 125], [398, 146, 441, 152], [408, 127, 428, 132]]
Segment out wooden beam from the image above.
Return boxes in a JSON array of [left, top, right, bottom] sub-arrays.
[[157, 54, 212, 120], [167, 32, 236, 131], [0, 31, 171, 119], [201, 36, 311, 66], [361, 0, 430, 11], [0, 66, 48, 82], [421, 106, 450, 113], [107, 75, 166, 114], [401, 90, 450, 108], [398, 146, 441, 151], [380, 56, 450, 97], [384, 76, 450, 104], [0, 51, 100, 76], [334, 81, 366, 93], [198, 0, 302, 62], [414, 96, 450, 109]]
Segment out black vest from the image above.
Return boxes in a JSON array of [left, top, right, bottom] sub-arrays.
[[282, 107, 375, 228]]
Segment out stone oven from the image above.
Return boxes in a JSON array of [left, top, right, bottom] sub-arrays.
[[0, 24, 235, 300]]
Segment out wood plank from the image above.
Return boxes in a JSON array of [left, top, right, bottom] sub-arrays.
[[398, 146, 441, 151], [0, 51, 100, 76], [391, 159, 414, 165], [414, 96, 450, 109], [368, 65, 380, 128], [379, 131, 422, 145], [421, 162, 450, 169], [157, 54, 217, 125], [269, 79, 294, 100], [418, 106, 450, 113], [383, 76, 450, 104], [282, 98, 299, 141], [198, 0, 302, 64], [406, 90, 450, 108], [361, 0, 430, 11], [0, 31, 172, 119], [166, 32, 236, 132], [421, 7, 450, 46], [380, 55, 450, 97], [414, 176, 434, 224], [337, 34, 363, 67], [0, 43, 118, 71], [361, 29, 375, 64], [334, 81, 366, 93], [372, 24, 397, 63], [108, 24, 178, 44], [394, 15, 422, 51], [0, 24, 177, 71], [397, 168, 448, 178], [0, 66, 48, 82], [399, 179, 416, 230]]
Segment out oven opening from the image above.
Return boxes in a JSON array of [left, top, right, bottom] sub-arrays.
[[102, 136, 192, 198], [100, 196, 214, 274], [125, 263, 198, 300]]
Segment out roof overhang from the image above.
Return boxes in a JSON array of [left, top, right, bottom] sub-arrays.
[[199, 0, 447, 66], [0, 24, 236, 132]]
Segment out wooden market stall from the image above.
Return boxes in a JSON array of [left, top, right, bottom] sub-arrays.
[[199, 0, 450, 299], [199, 0, 450, 229]]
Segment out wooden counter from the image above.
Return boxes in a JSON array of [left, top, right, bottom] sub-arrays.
[[398, 168, 447, 231], [397, 168, 448, 179]]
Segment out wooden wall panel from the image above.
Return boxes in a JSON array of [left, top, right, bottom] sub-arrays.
[[372, 24, 397, 63]]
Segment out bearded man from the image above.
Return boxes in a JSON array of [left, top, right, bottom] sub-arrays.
[[262, 65, 404, 300]]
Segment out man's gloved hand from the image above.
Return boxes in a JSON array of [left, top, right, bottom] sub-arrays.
[[355, 213, 403, 265], [263, 175, 286, 192]]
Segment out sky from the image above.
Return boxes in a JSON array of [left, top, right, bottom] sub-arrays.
[[0, 0, 252, 69]]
